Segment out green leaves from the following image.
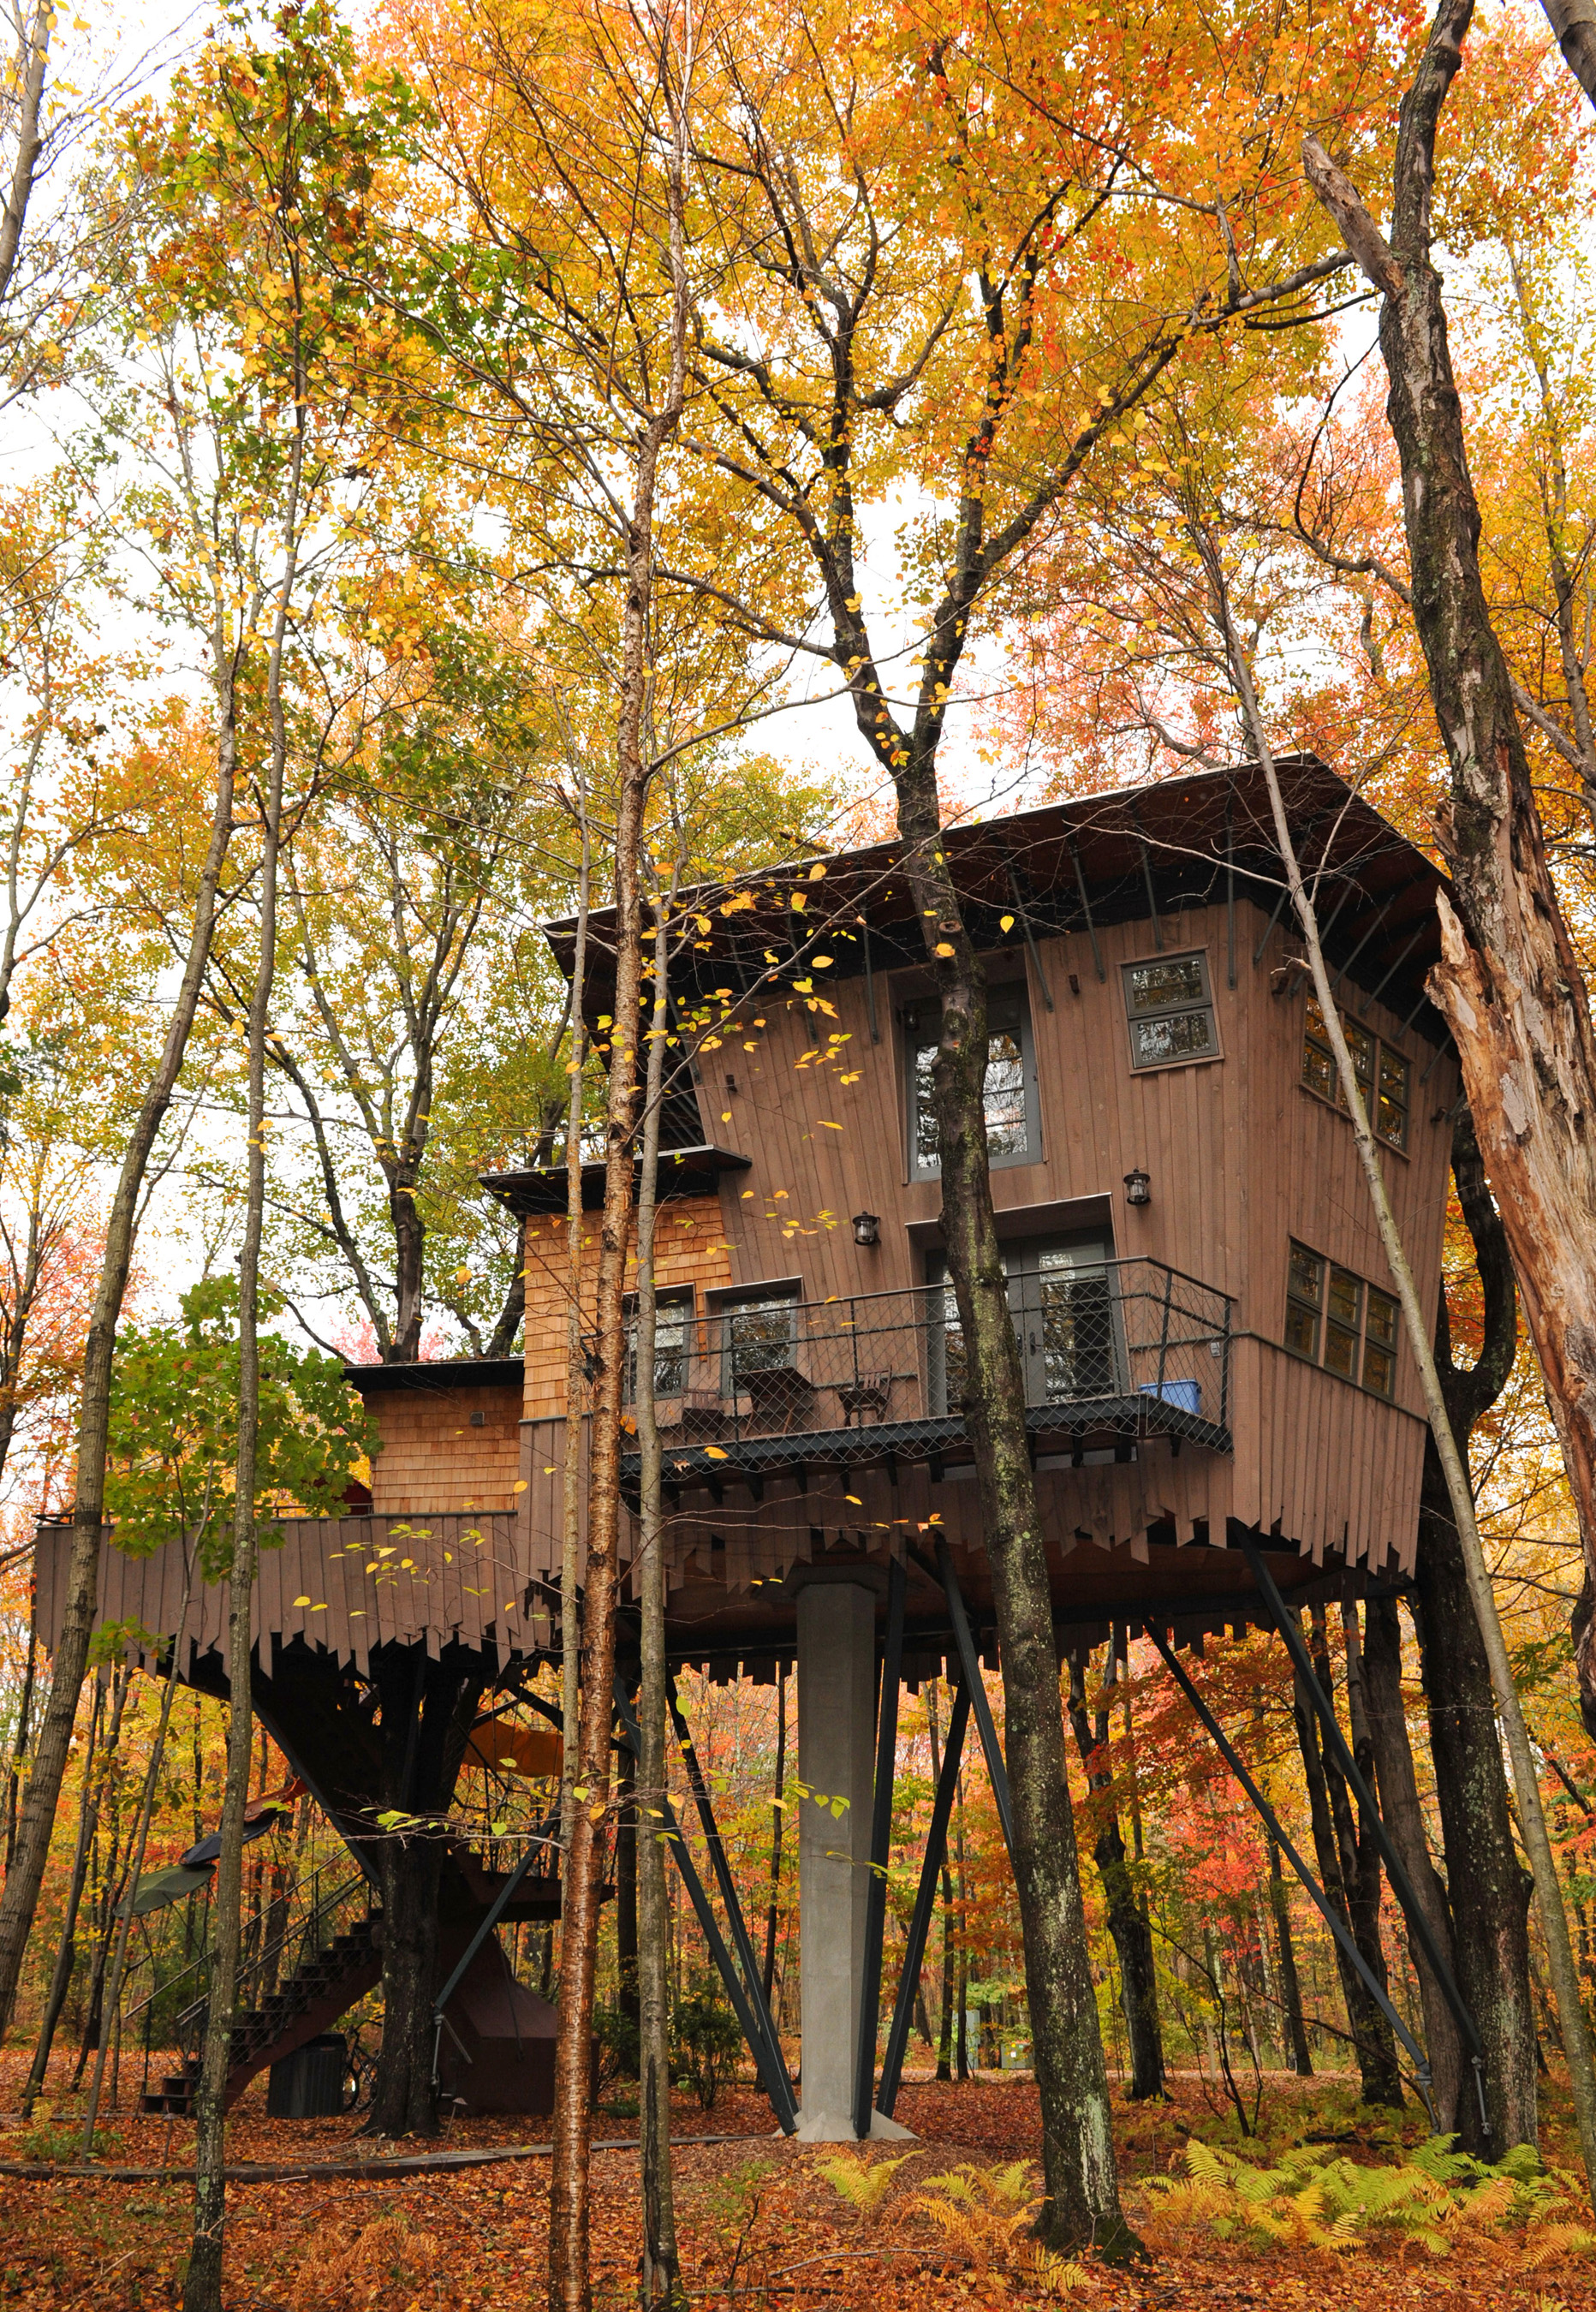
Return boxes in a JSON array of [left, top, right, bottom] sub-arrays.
[[105, 1275, 378, 1576]]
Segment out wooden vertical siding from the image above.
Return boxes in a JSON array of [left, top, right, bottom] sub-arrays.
[[33, 1511, 537, 1677], [677, 891, 1450, 1576]]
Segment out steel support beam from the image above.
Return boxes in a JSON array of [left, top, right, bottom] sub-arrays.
[[875, 1676, 969, 2120], [613, 1683, 798, 2132], [1239, 1538, 1489, 2127], [1144, 1622, 1434, 2116], [935, 1538, 1014, 1856]]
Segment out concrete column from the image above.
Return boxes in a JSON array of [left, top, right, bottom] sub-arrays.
[[795, 1580, 912, 2142]]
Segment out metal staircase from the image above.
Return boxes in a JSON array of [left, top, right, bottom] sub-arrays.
[[134, 1871, 380, 2116]]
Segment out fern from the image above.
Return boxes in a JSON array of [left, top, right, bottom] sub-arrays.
[[813, 2151, 913, 2214], [1143, 2132, 1596, 2268]]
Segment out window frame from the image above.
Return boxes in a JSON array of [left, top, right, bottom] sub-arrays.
[[1283, 1238, 1398, 1398], [903, 981, 1039, 1183], [1301, 995, 1411, 1154], [706, 1278, 802, 1399], [622, 1284, 695, 1405], [1119, 948, 1222, 1075]]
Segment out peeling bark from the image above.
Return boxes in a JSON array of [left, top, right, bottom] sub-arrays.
[[1307, 5, 1596, 1739]]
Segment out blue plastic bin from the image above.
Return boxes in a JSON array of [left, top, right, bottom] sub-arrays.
[[1139, 1379, 1200, 1416]]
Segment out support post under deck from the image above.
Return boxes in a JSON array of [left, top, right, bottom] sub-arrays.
[[796, 1581, 904, 2140]]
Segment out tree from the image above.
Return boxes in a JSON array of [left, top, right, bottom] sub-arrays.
[[1408, 1113, 1537, 2150], [1067, 1641, 1165, 2102], [664, 0, 1413, 2246], [1302, 6, 1596, 1755]]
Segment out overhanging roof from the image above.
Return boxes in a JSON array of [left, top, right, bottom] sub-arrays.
[[483, 1141, 753, 1218], [544, 756, 1453, 1051]]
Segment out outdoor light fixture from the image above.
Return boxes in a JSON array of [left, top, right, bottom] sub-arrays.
[[852, 1211, 881, 1248], [1123, 1168, 1152, 1207]]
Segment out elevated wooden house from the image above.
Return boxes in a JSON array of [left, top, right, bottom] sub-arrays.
[[39, 755, 1460, 2138]]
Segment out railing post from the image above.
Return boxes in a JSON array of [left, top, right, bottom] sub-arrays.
[[1155, 1263, 1173, 1403]]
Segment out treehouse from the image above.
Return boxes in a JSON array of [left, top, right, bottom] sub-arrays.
[[37, 754, 1466, 2141]]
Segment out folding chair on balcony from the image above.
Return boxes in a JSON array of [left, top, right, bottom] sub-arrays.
[[832, 1372, 893, 1427]]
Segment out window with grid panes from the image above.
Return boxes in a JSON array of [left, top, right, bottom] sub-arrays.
[[1302, 995, 1410, 1151], [1283, 1240, 1398, 1397], [1121, 950, 1218, 1071]]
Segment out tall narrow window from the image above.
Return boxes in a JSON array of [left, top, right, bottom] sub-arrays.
[[1121, 951, 1218, 1071], [907, 987, 1037, 1180], [1284, 1242, 1324, 1362], [1302, 996, 1410, 1153], [623, 1288, 693, 1403]]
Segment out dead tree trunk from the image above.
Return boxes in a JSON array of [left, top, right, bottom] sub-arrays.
[[1305, 8, 1596, 1741]]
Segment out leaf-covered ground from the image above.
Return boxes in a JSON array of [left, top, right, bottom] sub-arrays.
[[2, 2059, 1595, 2308]]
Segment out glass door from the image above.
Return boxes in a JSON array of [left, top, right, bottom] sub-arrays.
[[926, 1233, 1118, 1415], [1009, 1236, 1118, 1406]]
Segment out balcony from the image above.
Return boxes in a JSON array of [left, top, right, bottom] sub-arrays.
[[621, 1257, 1233, 1495]]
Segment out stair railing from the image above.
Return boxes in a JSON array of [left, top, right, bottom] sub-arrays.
[[123, 1862, 372, 2080]]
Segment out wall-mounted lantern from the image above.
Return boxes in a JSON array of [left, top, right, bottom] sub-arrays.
[[852, 1211, 881, 1248], [1123, 1167, 1152, 1208]]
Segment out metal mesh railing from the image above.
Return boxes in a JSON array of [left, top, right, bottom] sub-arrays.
[[622, 1256, 1231, 1456]]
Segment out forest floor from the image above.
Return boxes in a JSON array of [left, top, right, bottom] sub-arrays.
[[0, 2054, 1593, 2308]]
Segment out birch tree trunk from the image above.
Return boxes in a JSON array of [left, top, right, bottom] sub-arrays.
[[547, 34, 691, 2302], [558, 805, 591, 1886], [1303, 7, 1596, 1744], [634, 857, 682, 2309], [183, 341, 301, 2312]]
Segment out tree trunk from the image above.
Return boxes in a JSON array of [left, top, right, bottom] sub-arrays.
[[185, 372, 300, 2303], [616, 1746, 638, 2067], [1308, 1608, 1402, 2111], [547, 140, 688, 2298], [1067, 1651, 1164, 2101], [897, 765, 1133, 2252], [0, 716, 236, 2037], [4, 1581, 36, 1867], [926, 1683, 956, 2084], [81, 1548, 200, 2148], [1290, 1651, 1402, 2106], [1414, 1478, 1538, 2149], [1266, 1835, 1313, 2076], [365, 1647, 485, 2138], [1307, 5, 1596, 1743], [1538, 0, 1596, 112], [21, 1675, 117, 2117], [634, 861, 682, 2308], [1356, 1594, 1467, 2132], [762, 1667, 785, 2008]]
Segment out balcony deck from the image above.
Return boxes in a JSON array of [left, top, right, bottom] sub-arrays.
[[621, 1256, 1233, 1498]]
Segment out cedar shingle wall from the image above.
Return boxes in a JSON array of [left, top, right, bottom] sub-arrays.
[[518, 1195, 733, 1421], [367, 1381, 523, 1514]]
